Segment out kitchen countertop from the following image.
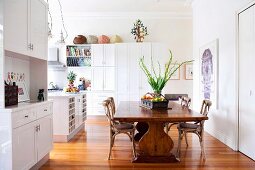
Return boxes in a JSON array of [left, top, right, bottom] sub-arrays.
[[48, 90, 88, 98]]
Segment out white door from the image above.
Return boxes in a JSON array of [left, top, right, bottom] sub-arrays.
[[128, 43, 141, 101], [116, 43, 129, 104], [37, 115, 53, 161], [13, 122, 37, 170], [238, 4, 255, 160], [92, 67, 104, 91], [104, 44, 115, 66], [104, 67, 115, 91], [92, 44, 104, 66], [30, 0, 47, 60], [140, 43, 152, 96], [4, 0, 29, 55]]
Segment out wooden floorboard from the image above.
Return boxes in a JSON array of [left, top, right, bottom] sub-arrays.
[[41, 116, 255, 170]]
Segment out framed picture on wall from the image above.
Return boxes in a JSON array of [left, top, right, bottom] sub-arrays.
[[199, 39, 218, 109], [185, 64, 193, 80], [170, 64, 180, 80]]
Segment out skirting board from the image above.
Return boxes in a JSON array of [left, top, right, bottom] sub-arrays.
[[53, 123, 85, 142], [30, 153, 49, 170], [205, 127, 237, 151]]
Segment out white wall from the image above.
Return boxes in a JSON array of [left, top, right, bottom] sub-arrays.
[[48, 0, 194, 97], [192, 0, 253, 150]]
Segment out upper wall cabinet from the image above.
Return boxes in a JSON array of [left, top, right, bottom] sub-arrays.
[[91, 44, 115, 66], [4, 0, 48, 60]]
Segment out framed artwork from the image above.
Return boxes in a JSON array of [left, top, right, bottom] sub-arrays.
[[185, 64, 193, 80], [170, 64, 180, 80], [199, 39, 218, 109]]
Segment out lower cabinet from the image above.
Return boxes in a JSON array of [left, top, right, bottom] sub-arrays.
[[37, 115, 53, 161], [13, 121, 37, 170], [13, 115, 52, 170], [7, 101, 53, 170]]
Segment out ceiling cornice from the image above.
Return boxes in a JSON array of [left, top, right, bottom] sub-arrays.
[[52, 12, 192, 19]]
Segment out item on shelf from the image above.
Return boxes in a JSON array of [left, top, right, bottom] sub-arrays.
[[87, 35, 98, 44], [67, 71, 77, 84], [98, 35, 110, 44], [140, 92, 168, 109], [37, 89, 45, 101], [73, 35, 87, 44], [110, 35, 122, 43], [5, 81, 18, 106], [131, 19, 148, 43]]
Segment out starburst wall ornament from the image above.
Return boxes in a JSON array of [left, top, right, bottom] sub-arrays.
[[131, 19, 148, 42]]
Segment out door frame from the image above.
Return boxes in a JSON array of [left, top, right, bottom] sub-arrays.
[[236, 0, 255, 151]]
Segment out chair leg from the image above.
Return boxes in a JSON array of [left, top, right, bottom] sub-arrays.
[[131, 130, 136, 158], [177, 129, 182, 159], [199, 132, 206, 160], [108, 134, 113, 160], [184, 132, 189, 147]]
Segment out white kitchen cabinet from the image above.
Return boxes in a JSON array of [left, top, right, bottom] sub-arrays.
[[92, 67, 115, 91], [49, 93, 86, 142], [37, 115, 53, 161], [92, 67, 104, 91], [92, 44, 115, 66], [4, 0, 28, 56], [4, 0, 48, 60], [30, 0, 48, 60], [75, 94, 87, 128], [115, 43, 152, 104], [0, 101, 53, 170], [13, 121, 37, 170], [86, 92, 114, 115]]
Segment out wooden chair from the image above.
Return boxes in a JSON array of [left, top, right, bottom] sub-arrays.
[[102, 99, 136, 160], [176, 99, 212, 159], [165, 95, 191, 134]]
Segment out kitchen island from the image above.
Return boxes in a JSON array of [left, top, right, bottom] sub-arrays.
[[48, 91, 87, 142]]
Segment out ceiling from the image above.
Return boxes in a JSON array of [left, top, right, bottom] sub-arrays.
[[48, 0, 192, 15]]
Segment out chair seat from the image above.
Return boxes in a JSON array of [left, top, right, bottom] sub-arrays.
[[115, 123, 134, 130], [179, 122, 199, 129]]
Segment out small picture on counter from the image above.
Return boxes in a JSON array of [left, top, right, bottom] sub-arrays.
[[17, 82, 29, 102]]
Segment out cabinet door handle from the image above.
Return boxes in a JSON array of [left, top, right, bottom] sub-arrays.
[[31, 44, 34, 50], [38, 125, 40, 131], [25, 115, 29, 118], [28, 43, 31, 50], [44, 109, 47, 111]]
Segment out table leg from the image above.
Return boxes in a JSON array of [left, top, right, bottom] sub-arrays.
[[133, 121, 179, 163]]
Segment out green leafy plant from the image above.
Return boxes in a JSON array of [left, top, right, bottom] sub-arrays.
[[67, 71, 77, 83], [139, 50, 193, 94]]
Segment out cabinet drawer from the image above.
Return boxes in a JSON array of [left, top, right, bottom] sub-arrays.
[[12, 109, 37, 129], [93, 93, 114, 101], [37, 103, 52, 119]]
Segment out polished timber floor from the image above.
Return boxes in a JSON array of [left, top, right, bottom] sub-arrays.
[[41, 116, 255, 170]]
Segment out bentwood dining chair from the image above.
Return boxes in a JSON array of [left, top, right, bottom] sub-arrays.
[[165, 95, 191, 134], [102, 99, 136, 160], [176, 99, 212, 159]]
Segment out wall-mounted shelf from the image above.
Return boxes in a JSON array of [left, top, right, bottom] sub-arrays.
[[66, 45, 91, 67]]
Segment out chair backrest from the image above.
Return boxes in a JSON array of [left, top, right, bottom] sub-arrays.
[[200, 99, 212, 116], [181, 96, 191, 109], [102, 100, 115, 127], [107, 97, 116, 115], [165, 94, 188, 101]]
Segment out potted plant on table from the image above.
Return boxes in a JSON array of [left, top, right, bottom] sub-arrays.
[[139, 50, 193, 97]]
